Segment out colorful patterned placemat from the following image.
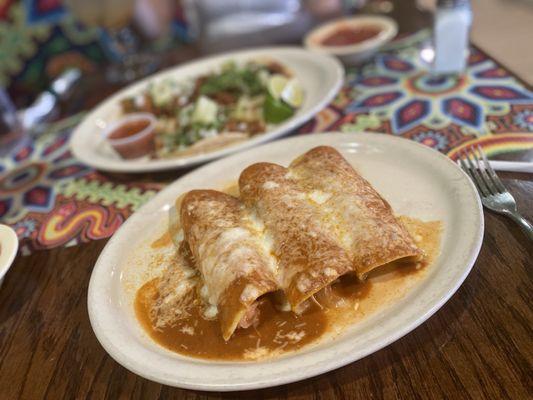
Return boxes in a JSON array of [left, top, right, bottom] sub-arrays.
[[2, 0, 189, 104], [301, 36, 533, 155], [1, 32, 532, 255], [0, 126, 162, 254]]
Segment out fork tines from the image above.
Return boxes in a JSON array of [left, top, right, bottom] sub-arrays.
[[458, 145, 507, 197]]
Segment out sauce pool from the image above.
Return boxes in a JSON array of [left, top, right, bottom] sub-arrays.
[[321, 25, 382, 46], [136, 283, 327, 360], [134, 218, 442, 361]]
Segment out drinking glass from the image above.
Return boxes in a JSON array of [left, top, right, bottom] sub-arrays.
[[64, 0, 159, 83], [185, 0, 308, 53], [0, 90, 28, 157]]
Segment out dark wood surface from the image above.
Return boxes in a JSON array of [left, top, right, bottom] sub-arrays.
[[1, 4, 533, 399], [1, 173, 531, 399]]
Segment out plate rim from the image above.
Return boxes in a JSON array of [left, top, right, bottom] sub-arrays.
[[71, 46, 344, 173], [87, 132, 484, 391], [0, 224, 18, 280]]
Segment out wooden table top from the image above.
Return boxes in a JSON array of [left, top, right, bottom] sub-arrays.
[[1, 4, 532, 399], [1, 170, 531, 399]]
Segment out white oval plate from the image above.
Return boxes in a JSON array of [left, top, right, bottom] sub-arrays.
[[71, 47, 344, 173], [88, 132, 483, 391], [0, 224, 18, 288]]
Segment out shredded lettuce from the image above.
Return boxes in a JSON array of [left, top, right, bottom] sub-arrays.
[[199, 63, 266, 97]]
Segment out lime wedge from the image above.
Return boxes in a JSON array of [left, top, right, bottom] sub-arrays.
[[281, 79, 304, 108], [267, 74, 289, 100], [264, 94, 294, 123]]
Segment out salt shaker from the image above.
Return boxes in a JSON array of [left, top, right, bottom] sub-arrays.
[[433, 0, 472, 74]]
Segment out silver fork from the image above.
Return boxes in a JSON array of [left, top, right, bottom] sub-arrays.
[[458, 145, 533, 241]]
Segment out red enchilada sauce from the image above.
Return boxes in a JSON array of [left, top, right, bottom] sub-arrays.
[[135, 218, 441, 360], [135, 277, 371, 361], [321, 25, 382, 46]]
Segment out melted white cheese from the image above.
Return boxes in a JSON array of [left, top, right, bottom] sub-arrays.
[[179, 325, 194, 335], [240, 284, 260, 303], [203, 304, 218, 319], [262, 181, 279, 190], [308, 190, 332, 205], [284, 170, 296, 179]]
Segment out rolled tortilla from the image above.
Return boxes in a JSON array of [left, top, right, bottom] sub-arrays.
[[180, 189, 278, 340], [289, 146, 422, 278], [239, 162, 354, 309]]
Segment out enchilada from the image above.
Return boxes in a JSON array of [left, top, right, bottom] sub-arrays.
[[289, 146, 422, 278], [180, 189, 279, 340], [239, 162, 354, 309]]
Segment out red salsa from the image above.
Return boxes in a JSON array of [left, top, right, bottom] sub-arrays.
[[321, 25, 382, 46], [108, 119, 150, 140], [106, 117, 155, 159]]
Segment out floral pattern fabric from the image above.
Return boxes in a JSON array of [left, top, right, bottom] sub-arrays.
[[1, 31, 532, 255], [1, 0, 188, 103], [300, 37, 533, 157]]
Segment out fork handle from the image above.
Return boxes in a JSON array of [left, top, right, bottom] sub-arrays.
[[506, 211, 533, 241]]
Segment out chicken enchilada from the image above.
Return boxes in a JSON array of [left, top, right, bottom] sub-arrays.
[[135, 146, 442, 360]]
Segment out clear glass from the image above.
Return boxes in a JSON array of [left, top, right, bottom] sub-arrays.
[[185, 0, 309, 53], [0, 90, 28, 157], [64, 0, 159, 83]]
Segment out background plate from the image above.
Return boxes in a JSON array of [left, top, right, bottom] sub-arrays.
[[71, 47, 343, 173], [88, 132, 483, 391]]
